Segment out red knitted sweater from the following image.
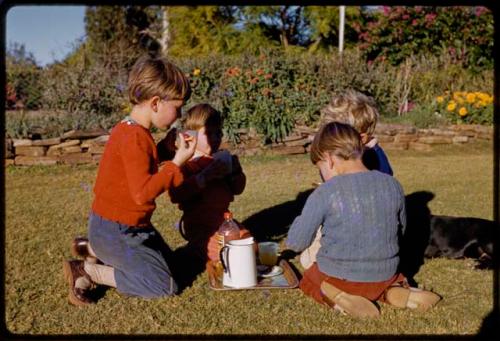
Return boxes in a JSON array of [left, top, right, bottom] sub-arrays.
[[92, 121, 183, 226]]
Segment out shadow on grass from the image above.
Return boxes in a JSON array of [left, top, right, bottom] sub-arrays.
[[169, 244, 207, 293], [241, 188, 496, 287], [89, 283, 110, 302], [242, 188, 314, 243], [398, 190, 435, 287]]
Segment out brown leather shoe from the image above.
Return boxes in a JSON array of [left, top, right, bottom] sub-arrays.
[[63, 259, 96, 306], [384, 285, 441, 311], [71, 237, 98, 263], [320, 281, 380, 318]]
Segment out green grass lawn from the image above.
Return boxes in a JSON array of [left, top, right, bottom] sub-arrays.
[[4, 140, 495, 335]]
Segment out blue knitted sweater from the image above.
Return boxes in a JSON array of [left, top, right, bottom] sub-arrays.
[[285, 170, 406, 282]]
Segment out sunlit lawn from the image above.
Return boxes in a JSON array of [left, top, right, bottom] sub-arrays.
[[4, 140, 494, 335]]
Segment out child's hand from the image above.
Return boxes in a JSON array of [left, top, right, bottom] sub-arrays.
[[172, 133, 197, 166]]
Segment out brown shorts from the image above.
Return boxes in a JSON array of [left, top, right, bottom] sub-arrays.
[[299, 263, 407, 305]]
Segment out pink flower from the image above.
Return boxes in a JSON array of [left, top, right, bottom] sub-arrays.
[[415, 6, 423, 13], [411, 19, 418, 26], [425, 13, 437, 23], [358, 32, 369, 40], [382, 6, 391, 16], [402, 14, 410, 20], [475, 6, 488, 16]]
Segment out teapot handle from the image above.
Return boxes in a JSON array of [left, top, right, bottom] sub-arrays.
[[220, 245, 230, 275]]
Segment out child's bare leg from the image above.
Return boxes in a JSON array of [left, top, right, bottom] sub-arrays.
[[300, 227, 322, 269]]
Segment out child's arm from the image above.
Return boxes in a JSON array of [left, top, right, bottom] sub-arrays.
[[226, 155, 246, 195], [169, 159, 227, 203], [121, 129, 185, 205], [285, 187, 328, 253]]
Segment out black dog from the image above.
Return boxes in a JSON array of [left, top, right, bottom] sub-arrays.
[[425, 215, 495, 269], [400, 191, 496, 285]]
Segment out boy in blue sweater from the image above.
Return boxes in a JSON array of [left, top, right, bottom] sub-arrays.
[[300, 90, 393, 269], [285, 122, 440, 318]]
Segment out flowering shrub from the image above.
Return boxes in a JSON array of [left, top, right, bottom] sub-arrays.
[[6, 49, 493, 141], [434, 91, 493, 124], [5, 83, 17, 109], [355, 6, 494, 69]]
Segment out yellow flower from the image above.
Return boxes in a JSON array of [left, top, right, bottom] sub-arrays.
[[466, 93, 476, 103], [447, 101, 457, 112], [193, 68, 201, 76], [477, 93, 489, 102], [458, 107, 468, 117], [436, 96, 444, 103]]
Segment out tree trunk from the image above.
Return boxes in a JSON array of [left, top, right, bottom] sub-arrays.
[[160, 7, 170, 56]]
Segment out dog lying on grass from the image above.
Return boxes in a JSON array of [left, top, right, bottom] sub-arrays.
[[400, 191, 496, 284], [425, 215, 495, 269]]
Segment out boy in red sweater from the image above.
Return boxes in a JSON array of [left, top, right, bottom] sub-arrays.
[[159, 103, 251, 263], [63, 56, 196, 306]]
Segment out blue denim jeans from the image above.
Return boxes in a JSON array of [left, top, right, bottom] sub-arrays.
[[88, 212, 178, 298]]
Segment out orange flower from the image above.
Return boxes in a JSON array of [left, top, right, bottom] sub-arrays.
[[249, 77, 259, 84], [226, 67, 241, 77], [256, 68, 264, 76], [264, 73, 273, 80]]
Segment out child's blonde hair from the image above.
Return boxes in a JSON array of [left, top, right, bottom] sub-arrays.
[[320, 89, 379, 136], [128, 56, 191, 105], [310, 121, 363, 164], [182, 103, 222, 131]]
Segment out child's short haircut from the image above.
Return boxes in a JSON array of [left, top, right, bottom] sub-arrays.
[[310, 121, 363, 164], [128, 56, 191, 105], [182, 103, 222, 131], [320, 90, 379, 136]]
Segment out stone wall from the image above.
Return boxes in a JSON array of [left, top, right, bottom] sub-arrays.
[[4, 123, 493, 166]]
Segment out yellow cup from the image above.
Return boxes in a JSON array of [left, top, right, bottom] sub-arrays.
[[258, 242, 279, 266]]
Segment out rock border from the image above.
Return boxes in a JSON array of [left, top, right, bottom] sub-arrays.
[[4, 124, 493, 167]]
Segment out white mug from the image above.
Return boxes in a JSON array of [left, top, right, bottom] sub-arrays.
[[220, 237, 257, 288]]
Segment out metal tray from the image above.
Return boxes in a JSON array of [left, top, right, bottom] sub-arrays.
[[207, 259, 299, 290]]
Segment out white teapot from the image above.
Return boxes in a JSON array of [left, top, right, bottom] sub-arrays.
[[220, 237, 257, 288]]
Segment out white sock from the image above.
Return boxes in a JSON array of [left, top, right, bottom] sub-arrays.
[[75, 276, 92, 290], [84, 262, 117, 288], [87, 242, 97, 258]]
